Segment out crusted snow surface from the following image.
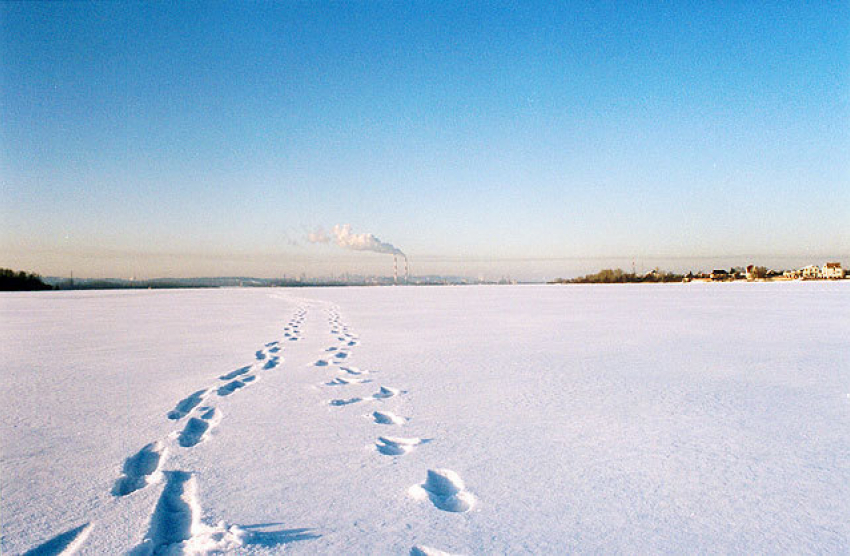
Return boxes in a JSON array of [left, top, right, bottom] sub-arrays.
[[2, 283, 849, 553]]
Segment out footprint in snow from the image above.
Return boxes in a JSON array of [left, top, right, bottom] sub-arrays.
[[340, 366, 368, 376], [263, 356, 280, 370], [24, 523, 95, 556], [217, 376, 255, 396], [220, 365, 251, 381], [325, 377, 371, 386], [376, 436, 425, 456], [372, 410, 405, 425], [314, 359, 329, 367], [410, 469, 475, 513], [178, 407, 222, 447], [167, 389, 208, 420], [410, 546, 461, 556], [113, 441, 166, 496], [373, 386, 403, 399], [329, 397, 363, 406]]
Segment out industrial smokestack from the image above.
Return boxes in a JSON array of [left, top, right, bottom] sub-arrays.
[[306, 224, 408, 285]]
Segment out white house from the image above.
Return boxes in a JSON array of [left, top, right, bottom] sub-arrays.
[[822, 262, 844, 279], [800, 265, 822, 279]]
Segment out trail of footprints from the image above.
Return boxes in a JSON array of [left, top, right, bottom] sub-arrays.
[[112, 306, 311, 554], [318, 307, 475, 555], [27, 303, 472, 554]]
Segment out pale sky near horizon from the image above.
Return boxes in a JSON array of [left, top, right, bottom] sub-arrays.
[[2, 2, 848, 280]]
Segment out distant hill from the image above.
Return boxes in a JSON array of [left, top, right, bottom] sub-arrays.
[[0, 268, 53, 291]]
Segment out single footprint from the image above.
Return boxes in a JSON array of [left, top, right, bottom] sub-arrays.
[[373, 386, 402, 399], [326, 377, 371, 386], [372, 410, 405, 425], [314, 359, 329, 367], [268, 346, 281, 354], [410, 546, 461, 556], [112, 441, 167, 496], [23, 523, 95, 556], [329, 397, 363, 406], [255, 350, 266, 360], [178, 407, 222, 447], [413, 469, 475, 513], [218, 379, 247, 396], [340, 366, 368, 376], [134, 471, 199, 552], [167, 389, 208, 420], [376, 436, 423, 456], [334, 351, 349, 359], [326, 347, 338, 352], [263, 357, 280, 370], [220, 366, 251, 381]]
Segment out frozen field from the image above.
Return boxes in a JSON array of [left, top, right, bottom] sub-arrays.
[[1, 283, 849, 554]]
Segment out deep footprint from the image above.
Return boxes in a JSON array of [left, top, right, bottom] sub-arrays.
[[167, 389, 208, 420], [327, 376, 371, 386], [375, 436, 422, 456], [340, 366, 368, 376], [410, 546, 459, 556], [113, 441, 166, 496], [220, 366, 251, 381], [218, 379, 247, 396], [135, 471, 199, 552], [23, 523, 94, 556], [329, 397, 363, 406], [178, 408, 221, 447], [417, 469, 475, 513], [372, 410, 405, 425], [373, 386, 402, 399]]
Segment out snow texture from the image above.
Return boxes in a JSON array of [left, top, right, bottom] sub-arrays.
[[2, 283, 849, 554]]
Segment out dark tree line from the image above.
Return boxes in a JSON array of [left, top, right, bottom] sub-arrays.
[[0, 268, 53, 291], [551, 268, 684, 284]]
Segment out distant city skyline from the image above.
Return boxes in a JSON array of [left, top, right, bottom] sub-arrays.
[[2, 2, 847, 281]]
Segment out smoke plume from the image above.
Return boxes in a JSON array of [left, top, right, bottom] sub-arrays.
[[308, 224, 405, 257]]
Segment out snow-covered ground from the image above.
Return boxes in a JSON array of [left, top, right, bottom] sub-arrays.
[[1, 283, 849, 554]]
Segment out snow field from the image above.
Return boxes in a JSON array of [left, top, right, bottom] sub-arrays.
[[2, 282, 849, 553]]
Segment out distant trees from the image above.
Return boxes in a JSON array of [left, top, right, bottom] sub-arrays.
[[550, 268, 684, 284], [0, 268, 53, 291]]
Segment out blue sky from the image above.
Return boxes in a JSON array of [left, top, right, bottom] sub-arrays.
[[2, 2, 847, 279]]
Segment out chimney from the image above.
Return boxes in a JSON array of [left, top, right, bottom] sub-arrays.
[[393, 255, 398, 284]]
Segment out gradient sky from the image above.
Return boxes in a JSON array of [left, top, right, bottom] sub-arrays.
[[2, 2, 848, 280]]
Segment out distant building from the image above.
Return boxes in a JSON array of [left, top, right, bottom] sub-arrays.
[[800, 265, 822, 279], [710, 269, 729, 281], [746, 265, 767, 281], [822, 262, 844, 279]]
